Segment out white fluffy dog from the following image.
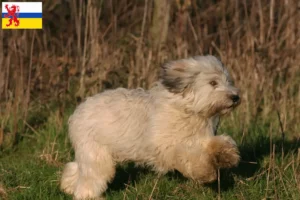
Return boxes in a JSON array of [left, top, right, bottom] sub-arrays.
[[61, 55, 241, 199]]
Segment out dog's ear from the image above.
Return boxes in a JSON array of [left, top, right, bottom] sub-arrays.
[[160, 59, 197, 93]]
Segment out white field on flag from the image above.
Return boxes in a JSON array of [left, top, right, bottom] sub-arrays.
[[2, 2, 42, 13]]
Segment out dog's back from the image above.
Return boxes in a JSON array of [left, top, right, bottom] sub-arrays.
[[68, 88, 154, 161]]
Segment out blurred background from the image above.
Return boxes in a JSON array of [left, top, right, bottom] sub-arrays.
[[0, 0, 299, 199]]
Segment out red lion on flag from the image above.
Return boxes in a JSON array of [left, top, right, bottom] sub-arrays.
[[4, 4, 20, 27]]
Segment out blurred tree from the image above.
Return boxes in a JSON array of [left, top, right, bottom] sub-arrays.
[[150, 0, 171, 50], [175, 0, 191, 38]]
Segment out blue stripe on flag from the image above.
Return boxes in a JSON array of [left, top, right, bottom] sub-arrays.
[[2, 13, 42, 18]]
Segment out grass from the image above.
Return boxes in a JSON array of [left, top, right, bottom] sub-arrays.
[[0, 106, 299, 200]]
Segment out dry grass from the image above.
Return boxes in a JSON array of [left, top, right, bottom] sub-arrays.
[[1, 0, 299, 130], [0, 183, 7, 200], [0, 0, 299, 199]]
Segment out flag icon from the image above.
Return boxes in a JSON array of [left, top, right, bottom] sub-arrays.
[[2, 2, 42, 29]]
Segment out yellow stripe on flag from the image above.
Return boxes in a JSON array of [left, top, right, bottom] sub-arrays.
[[2, 18, 42, 29]]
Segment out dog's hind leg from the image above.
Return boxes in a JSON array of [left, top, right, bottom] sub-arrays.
[[67, 142, 115, 200], [61, 161, 79, 195]]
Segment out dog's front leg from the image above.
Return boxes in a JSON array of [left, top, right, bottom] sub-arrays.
[[205, 135, 240, 169], [173, 144, 217, 183]]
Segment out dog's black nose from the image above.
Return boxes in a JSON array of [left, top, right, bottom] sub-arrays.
[[230, 95, 240, 103]]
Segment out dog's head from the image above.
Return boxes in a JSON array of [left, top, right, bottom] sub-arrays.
[[160, 55, 240, 117]]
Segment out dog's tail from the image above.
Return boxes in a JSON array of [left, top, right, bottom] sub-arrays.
[[60, 162, 79, 194]]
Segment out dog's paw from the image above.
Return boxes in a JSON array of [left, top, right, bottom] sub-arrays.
[[74, 180, 105, 200], [207, 135, 240, 169]]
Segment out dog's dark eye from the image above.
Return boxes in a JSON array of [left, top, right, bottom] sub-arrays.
[[209, 80, 218, 86]]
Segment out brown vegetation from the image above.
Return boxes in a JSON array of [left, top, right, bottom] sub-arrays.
[[0, 0, 299, 145]]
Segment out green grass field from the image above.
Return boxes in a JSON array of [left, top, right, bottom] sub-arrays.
[[1, 106, 299, 200]]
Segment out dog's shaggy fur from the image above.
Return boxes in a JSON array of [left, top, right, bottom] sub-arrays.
[[61, 55, 241, 199]]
